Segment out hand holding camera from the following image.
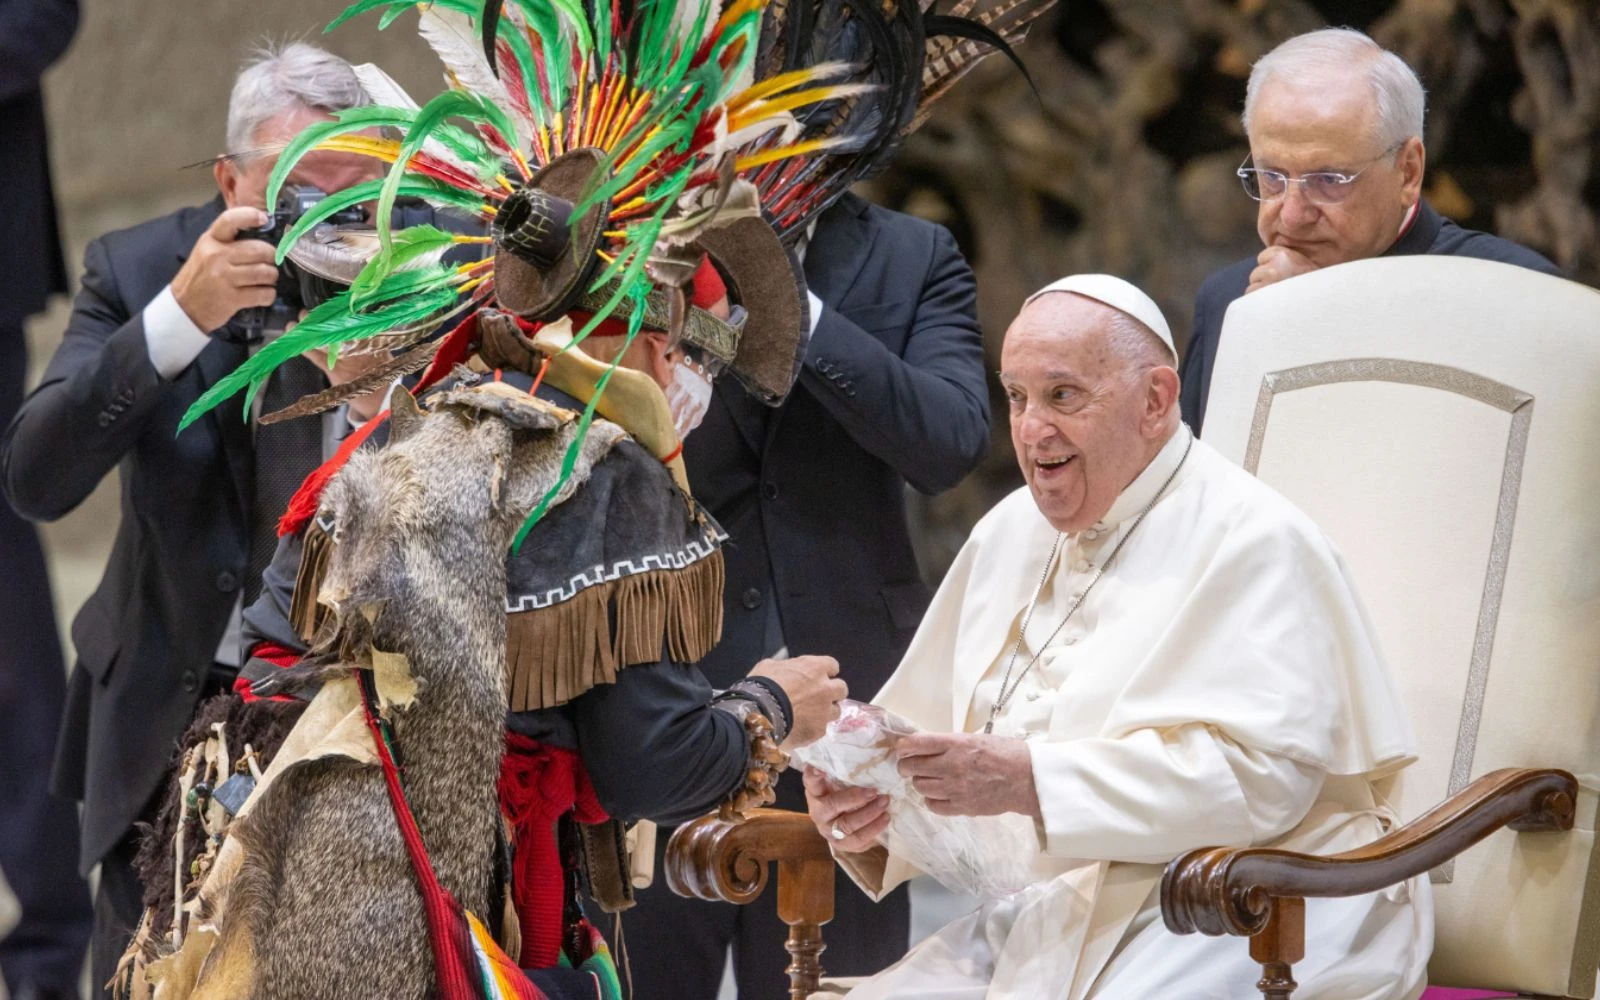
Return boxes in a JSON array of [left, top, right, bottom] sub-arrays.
[[171, 206, 280, 335]]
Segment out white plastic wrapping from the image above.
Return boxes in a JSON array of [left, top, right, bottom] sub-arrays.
[[790, 700, 1039, 899]]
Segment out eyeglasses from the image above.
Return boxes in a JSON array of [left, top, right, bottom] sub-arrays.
[[1237, 145, 1401, 205]]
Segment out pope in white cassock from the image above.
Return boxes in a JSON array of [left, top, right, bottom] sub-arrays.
[[803, 275, 1434, 999]]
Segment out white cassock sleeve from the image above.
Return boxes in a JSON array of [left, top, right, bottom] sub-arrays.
[[1028, 724, 1325, 864]]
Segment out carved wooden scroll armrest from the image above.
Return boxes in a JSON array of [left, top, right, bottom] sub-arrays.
[[1160, 767, 1578, 1000], [666, 808, 836, 1000]]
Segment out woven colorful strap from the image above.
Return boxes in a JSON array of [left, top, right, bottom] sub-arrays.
[[357, 671, 546, 1000]]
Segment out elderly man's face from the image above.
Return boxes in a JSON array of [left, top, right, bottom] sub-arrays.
[[1000, 294, 1175, 534], [1247, 72, 1425, 268], [215, 105, 385, 213]]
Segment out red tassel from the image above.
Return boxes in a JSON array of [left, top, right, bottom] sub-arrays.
[[498, 735, 608, 969]]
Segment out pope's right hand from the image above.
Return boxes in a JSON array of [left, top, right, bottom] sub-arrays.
[[171, 206, 280, 333], [747, 654, 846, 749], [804, 765, 889, 854]]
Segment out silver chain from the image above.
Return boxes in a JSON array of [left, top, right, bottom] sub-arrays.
[[984, 432, 1194, 735]]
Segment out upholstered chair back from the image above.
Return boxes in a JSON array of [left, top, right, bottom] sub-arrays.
[[1199, 256, 1600, 997]]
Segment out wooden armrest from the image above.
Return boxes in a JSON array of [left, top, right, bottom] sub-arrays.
[[666, 808, 835, 1000], [1163, 767, 1576, 938], [1160, 767, 1577, 999]]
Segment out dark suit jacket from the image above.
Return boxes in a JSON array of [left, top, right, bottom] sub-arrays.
[[684, 192, 989, 698], [0, 0, 77, 324], [1180, 200, 1563, 434], [1, 197, 259, 873]]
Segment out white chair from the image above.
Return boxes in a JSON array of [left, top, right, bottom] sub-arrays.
[[1166, 256, 1600, 999], [666, 256, 1600, 1000]]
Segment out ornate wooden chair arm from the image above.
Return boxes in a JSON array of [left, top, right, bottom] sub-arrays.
[[1160, 767, 1577, 1000], [666, 808, 836, 1000]]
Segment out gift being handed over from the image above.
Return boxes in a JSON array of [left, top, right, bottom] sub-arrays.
[[791, 700, 1038, 899]]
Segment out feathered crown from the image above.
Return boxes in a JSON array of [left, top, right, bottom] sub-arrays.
[[180, 0, 1051, 544]]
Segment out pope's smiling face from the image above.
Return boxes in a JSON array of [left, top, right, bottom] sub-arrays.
[[1000, 293, 1177, 534]]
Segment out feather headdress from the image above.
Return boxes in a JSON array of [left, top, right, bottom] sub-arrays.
[[180, 0, 1051, 545]]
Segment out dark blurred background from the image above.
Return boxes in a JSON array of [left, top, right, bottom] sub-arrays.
[[25, 0, 1600, 639]]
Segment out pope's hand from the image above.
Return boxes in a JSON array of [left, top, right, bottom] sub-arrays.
[[803, 765, 889, 854], [895, 732, 1041, 819], [1245, 244, 1318, 294]]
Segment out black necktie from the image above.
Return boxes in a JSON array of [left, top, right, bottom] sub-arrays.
[[245, 356, 326, 604]]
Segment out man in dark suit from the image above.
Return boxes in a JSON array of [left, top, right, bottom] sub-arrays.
[[0, 1, 91, 997], [0, 44, 392, 996], [628, 191, 990, 998], [1180, 27, 1561, 435]]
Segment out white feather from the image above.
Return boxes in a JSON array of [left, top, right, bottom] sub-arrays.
[[352, 62, 485, 179], [418, 7, 535, 149], [352, 63, 420, 111]]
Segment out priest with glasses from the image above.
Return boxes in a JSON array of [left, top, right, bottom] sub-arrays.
[[1180, 26, 1559, 435]]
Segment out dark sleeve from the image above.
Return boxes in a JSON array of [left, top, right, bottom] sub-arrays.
[[1179, 293, 1212, 434], [801, 224, 990, 494], [568, 658, 749, 825], [0, 0, 79, 101], [1, 236, 173, 521], [1462, 235, 1563, 278], [241, 531, 313, 653]]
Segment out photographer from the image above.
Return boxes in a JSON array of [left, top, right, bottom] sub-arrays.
[[0, 43, 399, 994]]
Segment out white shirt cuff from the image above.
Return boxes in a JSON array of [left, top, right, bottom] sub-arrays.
[[806, 289, 824, 337], [143, 285, 212, 380]]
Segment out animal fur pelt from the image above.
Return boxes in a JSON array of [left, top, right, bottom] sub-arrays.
[[130, 694, 306, 947], [122, 386, 622, 1000]]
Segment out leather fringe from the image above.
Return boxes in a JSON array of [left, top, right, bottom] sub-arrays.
[[290, 521, 725, 711], [291, 523, 334, 643], [504, 553, 725, 711]]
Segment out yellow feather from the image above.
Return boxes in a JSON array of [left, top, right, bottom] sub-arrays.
[[711, 0, 765, 40], [728, 62, 859, 110], [728, 83, 878, 131], [735, 136, 854, 171], [313, 135, 403, 162]]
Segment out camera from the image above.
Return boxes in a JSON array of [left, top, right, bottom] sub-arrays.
[[232, 184, 366, 343]]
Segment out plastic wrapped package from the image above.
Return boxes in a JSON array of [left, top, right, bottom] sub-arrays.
[[790, 700, 1040, 899]]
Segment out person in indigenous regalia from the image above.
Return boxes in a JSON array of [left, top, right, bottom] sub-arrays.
[[107, 0, 1048, 997]]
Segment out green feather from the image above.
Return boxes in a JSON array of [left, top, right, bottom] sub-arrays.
[[326, 0, 477, 32], [326, 0, 408, 32], [657, 0, 712, 93], [179, 271, 459, 432], [265, 107, 419, 213], [349, 224, 460, 307], [373, 90, 517, 254], [498, 16, 547, 127], [275, 177, 490, 264], [545, 0, 593, 62], [507, 0, 569, 111]]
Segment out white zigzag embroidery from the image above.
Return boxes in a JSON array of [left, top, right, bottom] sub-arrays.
[[504, 528, 727, 613]]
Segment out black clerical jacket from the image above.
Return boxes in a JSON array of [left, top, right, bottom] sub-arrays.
[[1181, 200, 1562, 434]]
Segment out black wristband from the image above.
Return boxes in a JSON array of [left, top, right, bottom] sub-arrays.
[[711, 679, 791, 746], [733, 676, 792, 741]]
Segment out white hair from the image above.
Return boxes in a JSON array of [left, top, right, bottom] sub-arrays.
[[1243, 27, 1426, 154], [225, 42, 370, 156]]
